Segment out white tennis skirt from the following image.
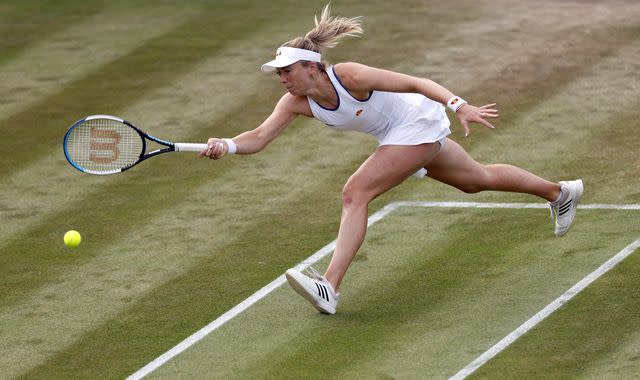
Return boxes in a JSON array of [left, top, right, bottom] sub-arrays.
[[377, 117, 451, 147]]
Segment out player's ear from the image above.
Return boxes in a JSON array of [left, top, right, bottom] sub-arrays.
[[308, 61, 323, 76]]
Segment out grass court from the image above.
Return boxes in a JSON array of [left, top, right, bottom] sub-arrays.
[[1, 0, 639, 378]]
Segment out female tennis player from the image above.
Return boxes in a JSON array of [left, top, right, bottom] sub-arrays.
[[200, 5, 583, 314]]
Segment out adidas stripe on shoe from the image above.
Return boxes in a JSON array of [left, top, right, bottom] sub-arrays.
[[549, 179, 584, 237], [285, 267, 339, 314]]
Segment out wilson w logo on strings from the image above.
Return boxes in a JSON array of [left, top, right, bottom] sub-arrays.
[[90, 129, 121, 164]]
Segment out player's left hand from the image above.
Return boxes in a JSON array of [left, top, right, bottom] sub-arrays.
[[456, 103, 499, 137]]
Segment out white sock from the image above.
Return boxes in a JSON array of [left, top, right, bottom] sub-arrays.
[[550, 186, 566, 205]]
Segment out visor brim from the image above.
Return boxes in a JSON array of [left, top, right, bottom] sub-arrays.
[[260, 56, 300, 73]]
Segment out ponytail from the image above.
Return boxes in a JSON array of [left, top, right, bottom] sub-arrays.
[[283, 4, 363, 56]]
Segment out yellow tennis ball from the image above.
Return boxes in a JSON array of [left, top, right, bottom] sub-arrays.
[[64, 230, 81, 248]]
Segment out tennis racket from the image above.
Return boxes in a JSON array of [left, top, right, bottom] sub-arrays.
[[63, 114, 207, 175]]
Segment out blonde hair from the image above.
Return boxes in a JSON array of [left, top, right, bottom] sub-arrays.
[[283, 4, 363, 65]]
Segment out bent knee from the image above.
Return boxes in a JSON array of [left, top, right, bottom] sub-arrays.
[[342, 185, 368, 206], [342, 180, 374, 207]]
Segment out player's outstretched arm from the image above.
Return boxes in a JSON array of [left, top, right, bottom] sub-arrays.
[[199, 93, 305, 159]]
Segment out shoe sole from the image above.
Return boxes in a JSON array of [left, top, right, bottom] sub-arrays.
[[285, 270, 336, 314]]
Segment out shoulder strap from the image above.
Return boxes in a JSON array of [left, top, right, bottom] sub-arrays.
[[326, 66, 351, 98]]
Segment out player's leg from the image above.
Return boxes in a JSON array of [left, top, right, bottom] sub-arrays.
[[425, 138, 561, 201], [286, 142, 442, 314], [324, 142, 442, 290], [425, 138, 582, 236]]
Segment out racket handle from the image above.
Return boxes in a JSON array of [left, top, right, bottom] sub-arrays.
[[174, 143, 208, 152]]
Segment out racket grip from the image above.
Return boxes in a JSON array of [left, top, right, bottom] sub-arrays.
[[175, 143, 208, 152]]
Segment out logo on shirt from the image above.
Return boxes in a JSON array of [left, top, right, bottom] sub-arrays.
[[355, 109, 363, 117]]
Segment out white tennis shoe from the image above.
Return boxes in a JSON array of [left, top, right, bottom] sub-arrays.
[[549, 179, 583, 237], [285, 267, 339, 314]]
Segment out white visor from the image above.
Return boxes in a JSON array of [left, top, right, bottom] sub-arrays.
[[260, 47, 322, 73]]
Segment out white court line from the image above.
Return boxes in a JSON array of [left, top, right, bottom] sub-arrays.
[[126, 202, 403, 380], [450, 238, 640, 380], [127, 201, 640, 380]]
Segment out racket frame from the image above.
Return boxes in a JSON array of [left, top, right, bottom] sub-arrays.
[[63, 114, 205, 175]]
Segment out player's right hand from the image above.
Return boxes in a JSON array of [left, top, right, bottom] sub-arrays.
[[200, 138, 228, 160]]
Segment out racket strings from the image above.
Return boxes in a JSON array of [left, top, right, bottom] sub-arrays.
[[66, 118, 143, 173]]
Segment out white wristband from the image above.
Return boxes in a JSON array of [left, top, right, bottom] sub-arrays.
[[222, 138, 236, 155], [447, 96, 467, 112]]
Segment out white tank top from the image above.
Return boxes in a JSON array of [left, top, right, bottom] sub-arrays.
[[307, 66, 450, 144]]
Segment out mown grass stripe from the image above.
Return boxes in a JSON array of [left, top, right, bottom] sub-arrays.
[[399, 29, 640, 207], [0, 2, 268, 179], [468, 32, 640, 180], [466, 22, 640, 138], [430, 0, 639, 99], [0, 0, 298, 243], [0, 0, 328, 246], [0, 28, 277, 246], [0, 4, 196, 121], [0, 0, 102, 65], [451, 238, 640, 379], [0, 49, 273, 301], [471, 240, 640, 378]]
